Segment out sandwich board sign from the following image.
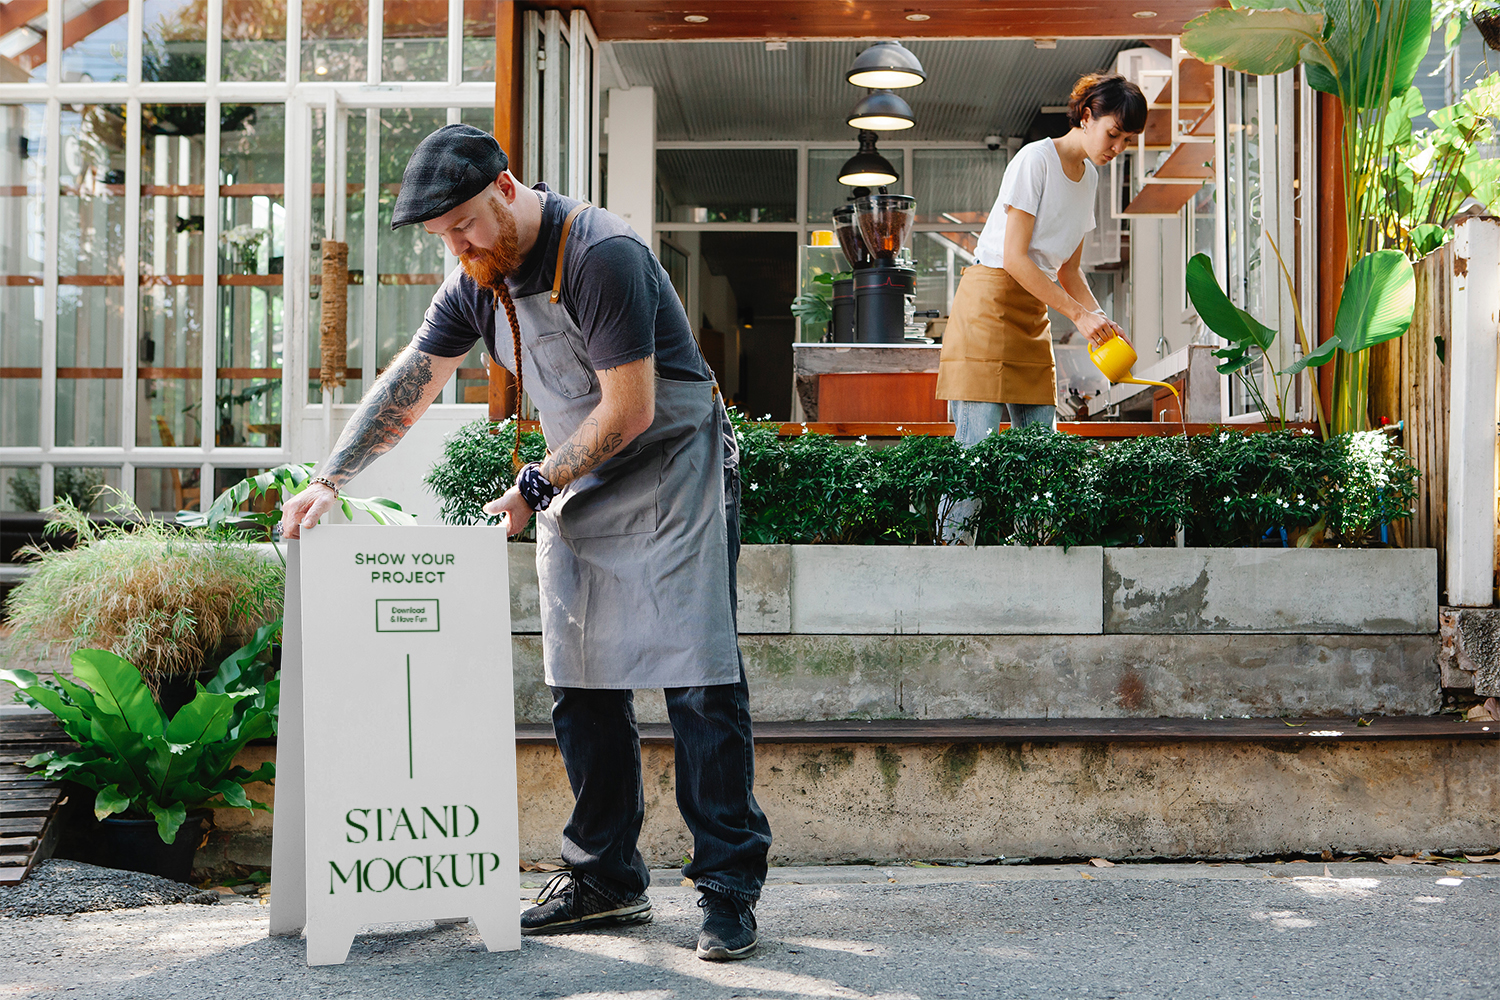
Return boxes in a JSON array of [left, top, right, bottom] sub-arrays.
[[269, 525, 520, 965]]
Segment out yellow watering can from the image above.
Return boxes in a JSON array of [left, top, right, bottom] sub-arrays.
[[1089, 334, 1180, 403]]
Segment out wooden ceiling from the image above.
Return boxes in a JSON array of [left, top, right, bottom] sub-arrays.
[[522, 2, 1228, 40]]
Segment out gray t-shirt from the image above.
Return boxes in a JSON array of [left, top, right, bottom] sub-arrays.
[[410, 185, 711, 382]]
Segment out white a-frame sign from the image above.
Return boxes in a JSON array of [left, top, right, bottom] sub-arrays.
[[270, 525, 520, 965]]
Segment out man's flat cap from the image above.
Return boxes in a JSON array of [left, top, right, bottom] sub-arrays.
[[390, 124, 509, 229]]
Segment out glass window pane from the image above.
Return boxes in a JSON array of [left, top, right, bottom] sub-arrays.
[[0, 104, 44, 449], [302, 1, 368, 82], [142, 1, 207, 83], [222, 0, 288, 82], [62, 2, 128, 83], [656, 149, 796, 224], [462, 1, 496, 83], [807, 148, 854, 226], [219, 105, 286, 448], [0, 6, 47, 82], [138, 107, 206, 448], [135, 466, 202, 514], [308, 107, 367, 405], [377, 109, 448, 372], [59, 105, 127, 449], [912, 149, 1007, 226], [1, 466, 40, 513], [557, 35, 570, 195], [49, 466, 120, 513], [384, 0, 447, 83]]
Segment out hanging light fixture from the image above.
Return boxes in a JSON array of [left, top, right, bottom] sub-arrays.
[[846, 90, 915, 131], [838, 130, 899, 186], [846, 41, 926, 89]]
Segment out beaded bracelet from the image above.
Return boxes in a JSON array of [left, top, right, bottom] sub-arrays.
[[310, 476, 340, 496]]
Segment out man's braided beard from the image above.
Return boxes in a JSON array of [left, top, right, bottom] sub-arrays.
[[459, 198, 523, 291]]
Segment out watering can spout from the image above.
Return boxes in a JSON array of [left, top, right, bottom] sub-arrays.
[[1089, 335, 1180, 399]]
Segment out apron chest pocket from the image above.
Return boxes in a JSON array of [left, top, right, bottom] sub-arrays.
[[531, 330, 595, 398]]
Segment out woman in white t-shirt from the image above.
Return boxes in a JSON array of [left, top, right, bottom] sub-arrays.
[[935, 73, 1146, 442]]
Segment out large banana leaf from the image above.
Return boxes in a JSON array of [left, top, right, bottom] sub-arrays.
[[1303, 0, 1432, 109], [1181, 6, 1327, 76], [1184, 253, 1278, 355], [1334, 249, 1416, 352]]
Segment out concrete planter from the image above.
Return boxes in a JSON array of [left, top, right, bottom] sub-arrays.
[[508, 543, 1438, 637]]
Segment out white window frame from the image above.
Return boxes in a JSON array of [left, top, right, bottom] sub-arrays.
[[0, 0, 502, 512]]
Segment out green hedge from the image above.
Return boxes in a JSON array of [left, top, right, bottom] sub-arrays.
[[425, 415, 1419, 548]]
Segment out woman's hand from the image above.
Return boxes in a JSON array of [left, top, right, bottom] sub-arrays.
[[1077, 310, 1124, 350]]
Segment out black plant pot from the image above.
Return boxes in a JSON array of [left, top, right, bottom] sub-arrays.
[[97, 809, 211, 883]]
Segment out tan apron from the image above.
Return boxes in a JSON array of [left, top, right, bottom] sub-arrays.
[[934, 263, 1056, 406]]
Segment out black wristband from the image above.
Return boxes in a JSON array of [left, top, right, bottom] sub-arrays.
[[516, 462, 559, 511]]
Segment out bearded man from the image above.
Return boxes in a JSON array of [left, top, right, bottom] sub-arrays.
[[279, 125, 771, 960]]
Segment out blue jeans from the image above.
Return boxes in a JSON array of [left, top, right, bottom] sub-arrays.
[[550, 466, 772, 904], [941, 400, 1056, 542]]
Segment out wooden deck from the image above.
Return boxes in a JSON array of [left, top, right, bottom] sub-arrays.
[[0, 712, 70, 885], [517, 716, 1500, 746]]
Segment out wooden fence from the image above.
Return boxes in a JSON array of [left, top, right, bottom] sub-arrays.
[[1373, 244, 1451, 576]]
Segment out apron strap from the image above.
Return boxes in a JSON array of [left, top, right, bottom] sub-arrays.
[[549, 203, 590, 305]]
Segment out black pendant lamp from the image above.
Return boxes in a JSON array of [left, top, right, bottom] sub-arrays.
[[846, 90, 915, 131], [846, 41, 926, 89], [838, 130, 900, 187]]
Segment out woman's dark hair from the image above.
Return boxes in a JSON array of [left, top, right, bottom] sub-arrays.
[[1067, 72, 1147, 133]]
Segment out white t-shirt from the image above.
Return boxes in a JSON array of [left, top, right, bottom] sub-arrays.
[[973, 137, 1097, 281]]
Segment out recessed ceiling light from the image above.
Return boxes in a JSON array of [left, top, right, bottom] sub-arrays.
[[1133, 10, 1158, 17], [905, 13, 930, 21], [683, 14, 708, 22]]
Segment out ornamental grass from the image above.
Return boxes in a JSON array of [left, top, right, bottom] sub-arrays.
[[3, 492, 283, 690]]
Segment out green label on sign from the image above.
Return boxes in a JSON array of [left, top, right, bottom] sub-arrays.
[[376, 599, 440, 632]]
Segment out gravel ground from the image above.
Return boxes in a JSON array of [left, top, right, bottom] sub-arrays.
[[0, 860, 219, 918], [2, 862, 1497, 999]]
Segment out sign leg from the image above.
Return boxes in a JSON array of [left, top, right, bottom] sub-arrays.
[[268, 540, 307, 938], [470, 907, 523, 953], [305, 923, 359, 966]]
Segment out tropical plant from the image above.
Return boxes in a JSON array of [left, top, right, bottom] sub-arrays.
[[178, 462, 417, 545], [1377, 74, 1500, 257], [0, 636, 278, 845], [4, 493, 283, 691], [1182, 0, 1433, 434]]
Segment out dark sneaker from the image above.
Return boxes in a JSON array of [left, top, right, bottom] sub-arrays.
[[520, 871, 652, 935], [696, 889, 758, 961]]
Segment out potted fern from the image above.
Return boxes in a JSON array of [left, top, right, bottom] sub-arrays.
[[0, 625, 278, 881]]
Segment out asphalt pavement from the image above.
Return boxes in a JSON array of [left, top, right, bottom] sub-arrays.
[[3, 862, 1497, 999]]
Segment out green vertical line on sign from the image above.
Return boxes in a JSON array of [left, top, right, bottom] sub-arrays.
[[406, 654, 413, 779]]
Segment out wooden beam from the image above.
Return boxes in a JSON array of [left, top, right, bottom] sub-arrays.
[[18, 1, 128, 70], [0, 1, 46, 38], [495, 0, 523, 175], [1316, 91, 1346, 429]]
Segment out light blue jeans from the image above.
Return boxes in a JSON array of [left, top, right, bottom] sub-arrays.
[[941, 399, 1057, 542]]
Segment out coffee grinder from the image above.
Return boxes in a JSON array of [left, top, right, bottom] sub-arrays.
[[852, 194, 916, 343], [829, 204, 869, 343]]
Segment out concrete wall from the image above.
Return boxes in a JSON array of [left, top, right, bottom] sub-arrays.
[[205, 736, 1498, 872]]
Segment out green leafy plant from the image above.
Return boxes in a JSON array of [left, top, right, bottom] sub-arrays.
[[424, 414, 1421, 548], [7, 467, 107, 514], [423, 419, 548, 529], [178, 462, 417, 543], [1182, 0, 1433, 434], [4, 493, 283, 691], [0, 638, 278, 845], [1184, 253, 1298, 431]]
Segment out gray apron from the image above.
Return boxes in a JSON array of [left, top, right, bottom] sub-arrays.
[[501, 206, 740, 690]]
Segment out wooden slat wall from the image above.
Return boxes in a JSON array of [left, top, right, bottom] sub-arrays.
[[1396, 245, 1452, 587]]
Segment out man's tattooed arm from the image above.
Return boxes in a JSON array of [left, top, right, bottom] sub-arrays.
[[538, 354, 655, 490], [317, 347, 463, 487]]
